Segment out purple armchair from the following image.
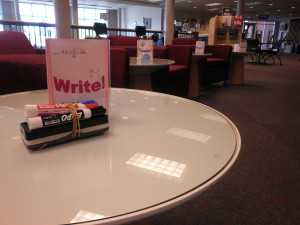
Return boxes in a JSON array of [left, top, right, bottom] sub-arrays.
[[0, 31, 47, 95]]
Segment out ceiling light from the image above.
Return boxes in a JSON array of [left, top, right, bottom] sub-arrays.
[[205, 3, 223, 7], [291, 6, 295, 9], [245, 2, 264, 6], [269, 3, 273, 6], [147, 0, 162, 2], [277, 9, 281, 11], [206, 8, 221, 11]]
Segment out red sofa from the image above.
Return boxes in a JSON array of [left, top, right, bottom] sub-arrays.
[[0, 31, 47, 95], [108, 35, 168, 58], [172, 38, 197, 46]]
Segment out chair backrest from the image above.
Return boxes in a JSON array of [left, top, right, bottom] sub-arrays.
[[108, 35, 138, 46], [151, 33, 159, 42], [167, 45, 192, 66], [205, 45, 233, 61], [172, 38, 197, 45], [93, 22, 107, 37], [135, 26, 146, 37], [268, 39, 285, 52], [246, 39, 260, 51], [110, 48, 130, 88], [0, 31, 35, 54]]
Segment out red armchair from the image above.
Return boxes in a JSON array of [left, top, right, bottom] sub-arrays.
[[152, 45, 192, 97], [110, 48, 130, 88], [201, 45, 233, 86], [0, 31, 47, 95]]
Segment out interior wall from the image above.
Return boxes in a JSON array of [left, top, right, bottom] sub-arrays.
[[1, 0, 15, 20], [107, 10, 117, 28], [125, 5, 162, 30]]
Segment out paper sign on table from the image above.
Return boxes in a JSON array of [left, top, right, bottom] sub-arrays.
[[137, 40, 153, 64], [239, 41, 247, 52], [195, 41, 205, 55], [234, 41, 247, 52], [46, 39, 110, 111]]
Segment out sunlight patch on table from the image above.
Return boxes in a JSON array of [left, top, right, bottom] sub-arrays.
[[167, 127, 211, 142], [126, 153, 186, 178]]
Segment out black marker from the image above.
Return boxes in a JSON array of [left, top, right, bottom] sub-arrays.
[[26, 106, 106, 130]]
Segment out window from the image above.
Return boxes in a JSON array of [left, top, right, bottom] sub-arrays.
[[78, 7, 107, 26], [19, 2, 107, 26], [19, 3, 55, 23], [0, 3, 2, 19]]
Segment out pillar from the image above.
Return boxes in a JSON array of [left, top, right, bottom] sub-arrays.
[[71, 0, 78, 38], [164, 0, 175, 45], [14, 0, 20, 20], [236, 0, 244, 16], [71, 0, 78, 24], [53, 0, 71, 38]]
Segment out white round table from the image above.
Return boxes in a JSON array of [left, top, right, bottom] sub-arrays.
[[0, 88, 240, 225]]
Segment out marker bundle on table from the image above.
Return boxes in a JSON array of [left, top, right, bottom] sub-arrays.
[[20, 100, 109, 151]]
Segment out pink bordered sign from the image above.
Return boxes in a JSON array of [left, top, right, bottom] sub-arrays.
[[46, 39, 110, 112]]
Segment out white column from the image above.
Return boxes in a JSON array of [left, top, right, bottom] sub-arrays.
[[236, 0, 244, 16], [71, 0, 78, 24], [164, 0, 175, 46], [120, 8, 126, 28], [71, 0, 78, 38], [53, 0, 71, 38], [14, 0, 20, 20]]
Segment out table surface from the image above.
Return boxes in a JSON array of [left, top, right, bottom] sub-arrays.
[[130, 57, 175, 67], [0, 88, 241, 225], [192, 53, 212, 57], [232, 51, 256, 55]]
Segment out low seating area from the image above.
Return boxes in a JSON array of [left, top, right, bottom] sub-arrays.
[[171, 37, 233, 87], [0, 31, 47, 95], [1, 32, 235, 98], [108, 35, 168, 58]]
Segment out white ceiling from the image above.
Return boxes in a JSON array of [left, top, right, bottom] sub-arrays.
[[26, 0, 300, 21], [80, 0, 300, 21]]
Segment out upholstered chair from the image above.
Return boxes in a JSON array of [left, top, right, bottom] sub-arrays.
[[110, 48, 130, 88], [152, 45, 192, 98], [201, 45, 233, 86]]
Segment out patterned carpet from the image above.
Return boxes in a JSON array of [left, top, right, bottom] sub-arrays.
[[146, 54, 300, 225]]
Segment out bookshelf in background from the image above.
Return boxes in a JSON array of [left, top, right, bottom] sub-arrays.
[[208, 16, 243, 46]]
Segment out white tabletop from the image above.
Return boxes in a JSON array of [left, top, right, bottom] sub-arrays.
[[130, 57, 175, 67], [0, 88, 240, 225]]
